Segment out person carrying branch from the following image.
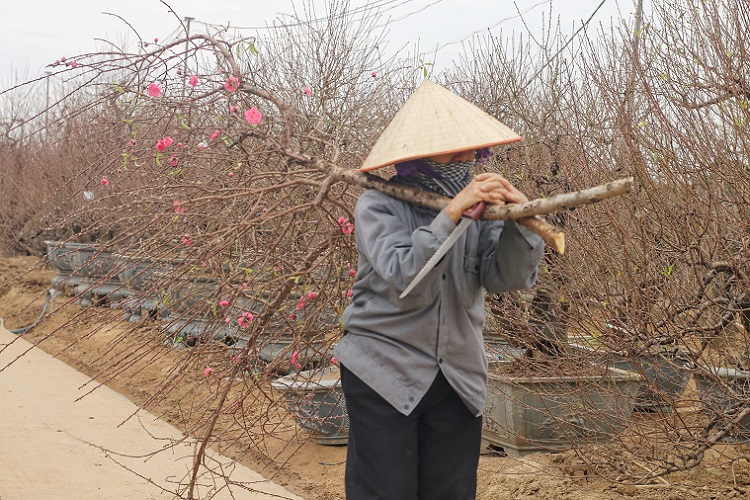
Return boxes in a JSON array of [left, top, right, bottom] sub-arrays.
[[334, 80, 545, 499]]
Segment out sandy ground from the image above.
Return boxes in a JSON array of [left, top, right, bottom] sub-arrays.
[[1, 255, 750, 499]]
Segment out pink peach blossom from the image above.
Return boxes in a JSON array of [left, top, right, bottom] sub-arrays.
[[188, 75, 198, 87], [229, 105, 237, 113], [224, 76, 240, 92], [203, 367, 214, 377], [237, 311, 254, 328], [70, 61, 77, 68], [290, 351, 302, 369], [210, 129, 220, 141], [100, 177, 109, 186], [228, 172, 234, 178], [244, 107, 262, 125], [181, 234, 193, 245], [349, 268, 356, 276], [173, 200, 185, 214], [219, 300, 230, 307], [304, 86, 311, 95], [307, 292, 316, 300], [147, 82, 162, 97], [337, 216, 354, 235]]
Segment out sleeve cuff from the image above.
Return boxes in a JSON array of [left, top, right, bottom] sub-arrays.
[[430, 209, 458, 243]]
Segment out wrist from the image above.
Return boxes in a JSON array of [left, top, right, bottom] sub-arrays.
[[444, 203, 463, 224]]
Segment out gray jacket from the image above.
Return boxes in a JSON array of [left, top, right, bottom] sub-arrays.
[[335, 182, 544, 416]]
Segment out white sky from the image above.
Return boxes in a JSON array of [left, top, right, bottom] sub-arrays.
[[0, 0, 639, 89]]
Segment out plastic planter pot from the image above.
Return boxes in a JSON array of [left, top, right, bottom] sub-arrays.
[[68, 246, 130, 306], [692, 366, 750, 443], [45, 241, 96, 291], [115, 255, 183, 322], [483, 365, 640, 457], [271, 366, 349, 445], [570, 341, 692, 413]]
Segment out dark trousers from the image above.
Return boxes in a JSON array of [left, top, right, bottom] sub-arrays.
[[340, 364, 482, 500]]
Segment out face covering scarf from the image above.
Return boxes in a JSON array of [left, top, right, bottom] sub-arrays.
[[416, 159, 474, 197]]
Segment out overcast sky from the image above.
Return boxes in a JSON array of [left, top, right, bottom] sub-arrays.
[[1, 0, 639, 89]]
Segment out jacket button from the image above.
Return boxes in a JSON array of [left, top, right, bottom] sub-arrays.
[[404, 405, 410, 410], [409, 396, 415, 402], [442, 274, 446, 280], [438, 358, 444, 364]]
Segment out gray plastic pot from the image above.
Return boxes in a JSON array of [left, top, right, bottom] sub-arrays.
[[272, 366, 348, 445], [570, 341, 692, 413], [692, 366, 750, 443], [483, 364, 640, 457]]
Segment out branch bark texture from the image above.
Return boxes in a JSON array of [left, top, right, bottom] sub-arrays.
[[330, 168, 634, 254]]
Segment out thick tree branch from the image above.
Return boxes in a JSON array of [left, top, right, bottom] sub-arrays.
[[329, 168, 633, 254]]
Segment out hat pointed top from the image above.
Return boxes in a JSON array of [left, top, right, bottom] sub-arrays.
[[360, 80, 521, 172]]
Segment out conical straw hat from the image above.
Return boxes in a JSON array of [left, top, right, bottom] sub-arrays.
[[360, 80, 522, 172]]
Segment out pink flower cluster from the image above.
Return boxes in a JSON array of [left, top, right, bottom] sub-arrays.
[[296, 291, 316, 311], [52, 57, 78, 68], [181, 234, 193, 245], [290, 351, 302, 370], [237, 311, 254, 328], [188, 75, 198, 87], [155, 136, 173, 152], [173, 200, 185, 214], [338, 216, 354, 235], [203, 367, 214, 378]]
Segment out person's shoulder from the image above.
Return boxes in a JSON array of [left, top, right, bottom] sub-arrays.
[[356, 181, 414, 215]]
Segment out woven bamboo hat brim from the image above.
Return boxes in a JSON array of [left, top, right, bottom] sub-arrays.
[[360, 80, 522, 172]]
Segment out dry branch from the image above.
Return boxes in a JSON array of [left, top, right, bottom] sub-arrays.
[[330, 167, 634, 254]]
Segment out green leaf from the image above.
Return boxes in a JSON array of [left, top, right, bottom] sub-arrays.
[[660, 262, 676, 277], [175, 113, 190, 130], [248, 41, 259, 55]]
